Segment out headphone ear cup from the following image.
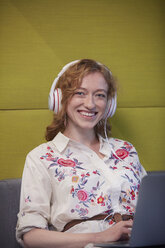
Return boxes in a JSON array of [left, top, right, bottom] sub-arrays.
[[104, 94, 117, 119], [48, 88, 62, 114], [48, 60, 79, 113], [48, 89, 54, 111]]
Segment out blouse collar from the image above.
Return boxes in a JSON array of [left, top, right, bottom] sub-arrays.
[[52, 132, 112, 157]]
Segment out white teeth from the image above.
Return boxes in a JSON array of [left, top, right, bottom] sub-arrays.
[[80, 111, 95, 117]]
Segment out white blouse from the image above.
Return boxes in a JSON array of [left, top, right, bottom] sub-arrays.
[[16, 132, 146, 246]]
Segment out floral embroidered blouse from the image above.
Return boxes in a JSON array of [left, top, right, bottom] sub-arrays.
[[16, 132, 146, 246]]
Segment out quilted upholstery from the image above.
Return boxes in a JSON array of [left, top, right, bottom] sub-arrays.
[[0, 179, 22, 248]]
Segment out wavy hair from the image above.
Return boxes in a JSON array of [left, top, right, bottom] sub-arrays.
[[45, 59, 117, 141]]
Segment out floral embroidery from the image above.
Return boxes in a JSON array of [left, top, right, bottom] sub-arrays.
[[123, 205, 135, 215], [72, 176, 79, 183], [54, 168, 66, 181], [92, 170, 100, 175], [97, 195, 105, 205], [123, 167, 141, 185], [65, 148, 73, 158], [114, 149, 129, 159], [37, 137, 143, 221], [70, 186, 74, 194], [110, 166, 118, 170], [70, 171, 112, 217], [77, 190, 89, 201], [25, 196, 31, 203], [124, 141, 133, 149], [109, 219, 114, 225], [70, 173, 98, 207], [129, 161, 143, 177], [109, 140, 138, 169], [57, 158, 76, 168], [21, 211, 25, 217], [40, 147, 85, 180], [120, 173, 140, 210], [130, 190, 135, 200], [71, 206, 89, 217]]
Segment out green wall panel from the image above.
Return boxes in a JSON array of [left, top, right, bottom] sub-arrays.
[[0, 110, 52, 179], [0, 0, 164, 109], [0, 0, 164, 179], [0, 108, 164, 180]]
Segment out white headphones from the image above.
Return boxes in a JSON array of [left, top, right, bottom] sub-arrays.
[[48, 60, 117, 119]]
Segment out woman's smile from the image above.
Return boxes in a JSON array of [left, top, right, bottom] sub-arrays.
[[78, 110, 97, 118]]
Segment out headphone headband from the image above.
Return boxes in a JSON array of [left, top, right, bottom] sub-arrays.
[[48, 60, 117, 119]]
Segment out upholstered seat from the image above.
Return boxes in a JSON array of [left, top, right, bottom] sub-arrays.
[[0, 178, 22, 248]]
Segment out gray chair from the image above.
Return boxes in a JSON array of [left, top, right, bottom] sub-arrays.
[[0, 178, 22, 248]]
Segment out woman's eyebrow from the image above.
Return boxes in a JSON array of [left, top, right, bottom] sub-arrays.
[[77, 87, 107, 92], [95, 89, 107, 92], [76, 87, 85, 90], [75, 87, 87, 92]]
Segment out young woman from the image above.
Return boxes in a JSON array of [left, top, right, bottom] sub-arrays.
[[16, 59, 146, 248]]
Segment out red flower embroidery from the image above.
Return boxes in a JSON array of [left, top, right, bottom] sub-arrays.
[[46, 153, 52, 157], [57, 158, 76, 167], [130, 190, 135, 200], [97, 195, 104, 204], [124, 142, 132, 149], [70, 186, 74, 194], [77, 190, 88, 201], [126, 206, 131, 210], [109, 219, 114, 225], [115, 149, 129, 159]]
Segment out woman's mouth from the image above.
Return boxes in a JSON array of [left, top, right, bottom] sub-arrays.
[[78, 110, 97, 117]]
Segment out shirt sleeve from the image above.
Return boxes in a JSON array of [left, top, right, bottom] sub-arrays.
[[16, 149, 52, 246], [131, 145, 147, 180]]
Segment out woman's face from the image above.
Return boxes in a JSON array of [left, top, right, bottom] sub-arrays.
[[65, 72, 108, 132]]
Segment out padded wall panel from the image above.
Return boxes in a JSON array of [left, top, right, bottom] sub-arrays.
[[0, 0, 164, 109], [0, 110, 52, 179], [0, 108, 164, 179], [0, 0, 164, 179]]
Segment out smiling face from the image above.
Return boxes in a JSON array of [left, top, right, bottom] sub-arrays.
[[65, 72, 108, 134]]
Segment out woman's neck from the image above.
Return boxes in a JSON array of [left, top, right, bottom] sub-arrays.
[[63, 126, 104, 159], [63, 127, 98, 148]]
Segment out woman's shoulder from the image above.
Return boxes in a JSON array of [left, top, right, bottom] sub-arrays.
[[109, 137, 147, 177], [109, 137, 139, 160], [26, 140, 54, 159], [109, 137, 135, 150], [25, 132, 68, 161]]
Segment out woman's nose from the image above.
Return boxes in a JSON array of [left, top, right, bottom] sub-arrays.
[[84, 95, 95, 109]]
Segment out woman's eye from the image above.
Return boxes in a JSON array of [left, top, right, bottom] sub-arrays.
[[75, 91, 85, 96], [96, 94, 106, 98]]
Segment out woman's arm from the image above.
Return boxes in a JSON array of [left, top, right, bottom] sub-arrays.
[[23, 220, 133, 248]]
